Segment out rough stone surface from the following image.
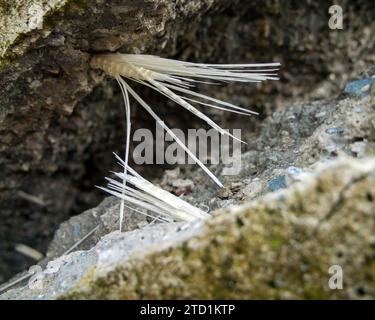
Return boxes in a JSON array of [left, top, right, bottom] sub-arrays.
[[154, 92, 375, 214], [60, 157, 375, 299], [1, 86, 375, 299], [1, 0, 375, 296], [1, 156, 375, 299], [45, 196, 149, 261]]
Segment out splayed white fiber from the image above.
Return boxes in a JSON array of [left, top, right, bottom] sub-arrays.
[[99, 155, 210, 223], [90, 53, 280, 229]]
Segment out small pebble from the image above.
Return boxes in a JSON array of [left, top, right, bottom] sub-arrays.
[[315, 111, 327, 118], [344, 78, 374, 97], [217, 187, 233, 199], [172, 178, 194, 189], [325, 127, 344, 135], [29, 80, 42, 89], [286, 166, 303, 178], [242, 179, 263, 198]]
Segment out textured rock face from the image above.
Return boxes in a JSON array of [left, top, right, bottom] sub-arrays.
[[1, 157, 375, 299], [1, 0, 236, 282], [0, 0, 375, 293], [61, 158, 375, 300], [1, 86, 375, 299]]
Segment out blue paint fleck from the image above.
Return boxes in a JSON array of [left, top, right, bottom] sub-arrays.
[[344, 78, 374, 97], [268, 175, 287, 192], [325, 127, 344, 135]]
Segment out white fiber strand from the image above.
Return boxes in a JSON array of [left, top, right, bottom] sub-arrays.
[[116, 76, 131, 232], [89, 53, 280, 230], [120, 79, 224, 187], [100, 161, 209, 223]]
